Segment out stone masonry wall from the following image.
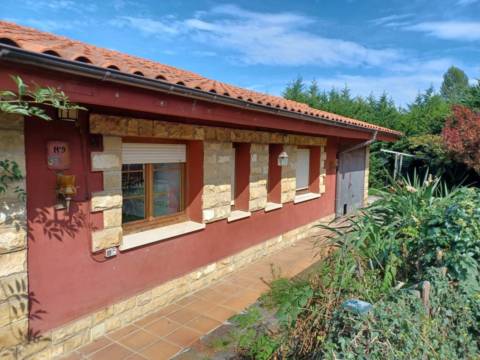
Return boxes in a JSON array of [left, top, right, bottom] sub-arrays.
[[90, 114, 327, 147], [320, 145, 327, 194], [17, 213, 334, 359], [0, 114, 28, 357], [249, 144, 269, 211], [90, 136, 123, 252], [203, 141, 233, 223], [281, 145, 297, 203]]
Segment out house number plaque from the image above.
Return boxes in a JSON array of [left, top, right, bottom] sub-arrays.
[[47, 141, 71, 170]]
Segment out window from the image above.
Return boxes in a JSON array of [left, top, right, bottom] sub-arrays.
[[296, 148, 310, 192], [121, 142, 186, 231]]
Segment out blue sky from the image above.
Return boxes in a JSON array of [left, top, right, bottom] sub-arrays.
[[2, 0, 480, 106]]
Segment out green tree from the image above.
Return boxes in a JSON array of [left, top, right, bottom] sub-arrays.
[[401, 87, 450, 135], [440, 66, 469, 104], [282, 76, 307, 103], [462, 79, 480, 111]]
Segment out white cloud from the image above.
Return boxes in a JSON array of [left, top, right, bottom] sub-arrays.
[[457, 0, 479, 5], [111, 4, 399, 67], [407, 21, 480, 41], [25, 0, 75, 10], [110, 16, 182, 36], [24, 0, 97, 12], [4, 18, 78, 32], [369, 13, 413, 27]]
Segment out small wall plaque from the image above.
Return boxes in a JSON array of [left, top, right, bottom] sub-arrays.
[[47, 141, 71, 170]]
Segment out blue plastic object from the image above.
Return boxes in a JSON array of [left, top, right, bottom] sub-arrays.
[[342, 299, 373, 314]]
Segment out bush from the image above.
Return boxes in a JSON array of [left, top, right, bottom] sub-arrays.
[[236, 178, 480, 359], [443, 105, 480, 175]]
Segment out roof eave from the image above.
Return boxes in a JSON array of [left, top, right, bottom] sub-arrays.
[[0, 44, 401, 139]]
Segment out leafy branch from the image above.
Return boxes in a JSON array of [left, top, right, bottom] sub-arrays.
[[0, 75, 85, 121], [0, 75, 85, 198], [0, 160, 24, 199]]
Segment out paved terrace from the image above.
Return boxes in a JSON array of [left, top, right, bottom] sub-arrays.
[[62, 227, 332, 360]]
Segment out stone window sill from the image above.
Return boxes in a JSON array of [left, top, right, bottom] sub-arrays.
[[265, 202, 283, 212], [120, 221, 206, 251], [227, 210, 251, 223], [294, 192, 321, 204]]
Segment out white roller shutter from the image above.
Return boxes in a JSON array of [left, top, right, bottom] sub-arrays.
[[296, 148, 310, 190], [122, 143, 186, 164]]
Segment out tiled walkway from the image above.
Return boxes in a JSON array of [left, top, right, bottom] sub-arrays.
[[65, 234, 327, 360]]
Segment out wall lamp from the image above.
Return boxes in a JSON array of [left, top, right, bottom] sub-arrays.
[[58, 108, 79, 122], [277, 151, 288, 167]]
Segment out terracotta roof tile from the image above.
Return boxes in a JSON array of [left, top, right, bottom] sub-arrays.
[[0, 21, 401, 136]]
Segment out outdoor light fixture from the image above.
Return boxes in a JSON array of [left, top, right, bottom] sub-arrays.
[[56, 173, 77, 211], [277, 151, 289, 166], [58, 108, 79, 122]]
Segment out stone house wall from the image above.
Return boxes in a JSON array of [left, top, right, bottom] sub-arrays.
[[249, 144, 269, 211], [90, 136, 123, 252], [0, 114, 28, 355], [281, 145, 297, 203], [14, 214, 334, 359], [202, 141, 233, 223], [0, 112, 342, 358]]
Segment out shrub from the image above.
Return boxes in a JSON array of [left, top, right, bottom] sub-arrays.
[[443, 105, 480, 174], [238, 178, 480, 359]]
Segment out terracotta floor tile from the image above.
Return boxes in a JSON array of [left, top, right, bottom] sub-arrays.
[[141, 340, 181, 360], [210, 282, 243, 295], [192, 288, 223, 302], [65, 230, 330, 359], [185, 315, 222, 334], [144, 317, 181, 337], [248, 281, 271, 293], [183, 298, 215, 314], [164, 326, 201, 347], [117, 329, 158, 351], [134, 312, 164, 328], [205, 305, 237, 322], [61, 352, 83, 360], [107, 324, 139, 341], [176, 295, 199, 307], [77, 336, 111, 356], [89, 343, 133, 360], [166, 307, 200, 324], [221, 290, 260, 311], [125, 354, 148, 360], [155, 303, 183, 317]]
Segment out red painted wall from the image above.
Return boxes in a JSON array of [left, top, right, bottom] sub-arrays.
[[233, 143, 251, 211], [267, 144, 283, 203], [0, 64, 398, 142], [25, 115, 339, 334]]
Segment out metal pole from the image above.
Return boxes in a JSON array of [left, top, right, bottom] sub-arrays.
[[393, 153, 399, 180]]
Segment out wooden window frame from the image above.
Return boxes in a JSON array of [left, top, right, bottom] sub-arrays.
[[122, 138, 188, 235]]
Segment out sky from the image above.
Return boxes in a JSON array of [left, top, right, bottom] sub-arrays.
[[2, 0, 480, 106]]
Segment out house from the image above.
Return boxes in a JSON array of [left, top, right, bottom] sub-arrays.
[[0, 21, 400, 358]]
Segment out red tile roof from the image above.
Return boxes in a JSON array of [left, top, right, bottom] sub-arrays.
[[0, 21, 401, 136]]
